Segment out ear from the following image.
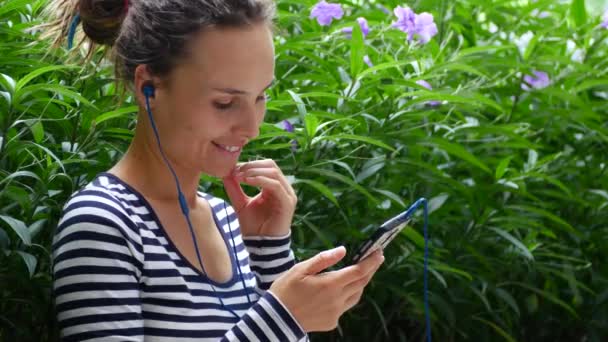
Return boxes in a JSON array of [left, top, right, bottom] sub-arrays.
[[134, 65, 161, 106]]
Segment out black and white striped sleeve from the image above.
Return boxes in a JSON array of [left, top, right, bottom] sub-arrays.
[[52, 191, 145, 341], [242, 233, 297, 292]]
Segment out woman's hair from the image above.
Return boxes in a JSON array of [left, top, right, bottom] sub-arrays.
[[37, 0, 276, 93]]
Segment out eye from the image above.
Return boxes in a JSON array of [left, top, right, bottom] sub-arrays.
[[257, 93, 270, 102], [213, 101, 233, 110]]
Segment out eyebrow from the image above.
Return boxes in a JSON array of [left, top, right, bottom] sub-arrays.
[[212, 79, 275, 95]]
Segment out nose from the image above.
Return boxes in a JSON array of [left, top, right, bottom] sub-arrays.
[[235, 103, 263, 140]]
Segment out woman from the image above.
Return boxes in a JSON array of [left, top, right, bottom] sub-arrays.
[[42, 0, 385, 341]]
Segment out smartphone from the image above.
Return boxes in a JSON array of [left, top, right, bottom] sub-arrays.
[[348, 209, 414, 265]]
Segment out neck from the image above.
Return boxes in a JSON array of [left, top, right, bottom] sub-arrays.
[[109, 114, 200, 208]]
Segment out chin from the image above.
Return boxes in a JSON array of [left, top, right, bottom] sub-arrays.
[[202, 164, 237, 179]]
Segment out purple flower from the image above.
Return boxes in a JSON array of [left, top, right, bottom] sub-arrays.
[[280, 120, 298, 151], [310, 1, 344, 26], [392, 6, 416, 36], [522, 71, 550, 90], [416, 79, 441, 107], [601, 10, 608, 29], [281, 119, 294, 133], [392, 6, 438, 44], [363, 55, 373, 67], [342, 17, 370, 38]]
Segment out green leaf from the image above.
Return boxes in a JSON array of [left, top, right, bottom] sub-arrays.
[[300, 167, 378, 205], [424, 138, 492, 174], [15, 65, 79, 92], [427, 193, 449, 214], [367, 298, 389, 338], [317, 134, 395, 151], [29, 120, 44, 143], [572, 79, 608, 93], [494, 288, 521, 317], [372, 189, 405, 208], [429, 62, 488, 79], [350, 22, 365, 78], [286, 90, 307, 118], [300, 218, 334, 249], [472, 317, 517, 342], [432, 263, 473, 281], [570, 0, 587, 28], [495, 156, 512, 179], [507, 205, 580, 237], [0, 215, 31, 246], [523, 33, 542, 61], [94, 106, 139, 125], [456, 44, 516, 58], [356, 60, 414, 80], [500, 281, 579, 318], [28, 219, 46, 240], [402, 225, 425, 249], [305, 114, 319, 139], [15, 83, 96, 109], [16, 251, 37, 277], [293, 178, 338, 206], [488, 227, 534, 260], [0, 170, 41, 186], [0, 0, 32, 16], [0, 73, 16, 94], [0, 228, 8, 250]]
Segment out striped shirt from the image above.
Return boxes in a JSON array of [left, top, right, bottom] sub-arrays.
[[52, 172, 308, 341]]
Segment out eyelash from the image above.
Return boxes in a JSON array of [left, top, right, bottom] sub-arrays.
[[213, 94, 270, 110]]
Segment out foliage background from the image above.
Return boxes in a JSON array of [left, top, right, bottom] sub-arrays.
[[0, 0, 607, 341]]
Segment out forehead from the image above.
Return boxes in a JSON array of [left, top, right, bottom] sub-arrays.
[[174, 23, 275, 89]]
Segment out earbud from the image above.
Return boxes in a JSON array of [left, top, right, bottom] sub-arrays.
[[142, 82, 155, 99]]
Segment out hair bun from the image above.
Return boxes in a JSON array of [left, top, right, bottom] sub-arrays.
[[79, 0, 128, 46]]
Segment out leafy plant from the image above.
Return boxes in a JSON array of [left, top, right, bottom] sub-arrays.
[[1, 0, 606, 341]]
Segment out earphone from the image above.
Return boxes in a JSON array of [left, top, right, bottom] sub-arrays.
[[142, 82, 253, 319]]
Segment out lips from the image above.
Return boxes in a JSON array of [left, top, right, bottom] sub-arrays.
[[213, 142, 243, 153]]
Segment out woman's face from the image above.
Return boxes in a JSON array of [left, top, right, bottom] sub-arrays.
[[143, 22, 275, 178]]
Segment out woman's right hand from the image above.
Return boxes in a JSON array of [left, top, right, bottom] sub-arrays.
[[268, 246, 385, 332]]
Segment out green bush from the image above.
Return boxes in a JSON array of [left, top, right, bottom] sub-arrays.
[[1, 0, 607, 341]]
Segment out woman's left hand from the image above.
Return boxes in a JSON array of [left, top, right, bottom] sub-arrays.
[[222, 159, 297, 237]]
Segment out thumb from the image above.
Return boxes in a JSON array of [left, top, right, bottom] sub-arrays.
[[299, 246, 346, 275]]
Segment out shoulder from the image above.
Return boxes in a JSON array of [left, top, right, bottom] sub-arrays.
[[55, 173, 143, 250]]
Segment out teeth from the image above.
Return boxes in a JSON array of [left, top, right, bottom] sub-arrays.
[[216, 143, 241, 152]]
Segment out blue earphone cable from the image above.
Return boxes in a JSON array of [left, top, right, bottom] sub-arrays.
[[423, 199, 431, 342], [67, 13, 80, 50], [407, 198, 432, 342], [143, 86, 252, 318]]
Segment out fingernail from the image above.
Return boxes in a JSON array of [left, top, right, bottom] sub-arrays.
[[330, 246, 345, 256]]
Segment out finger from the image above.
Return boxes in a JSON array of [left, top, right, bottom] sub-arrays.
[[221, 174, 249, 212], [237, 168, 296, 202], [297, 246, 347, 275], [237, 160, 297, 198], [323, 250, 384, 286], [238, 175, 290, 202], [342, 260, 381, 296], [235, 159, 277, 172]]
